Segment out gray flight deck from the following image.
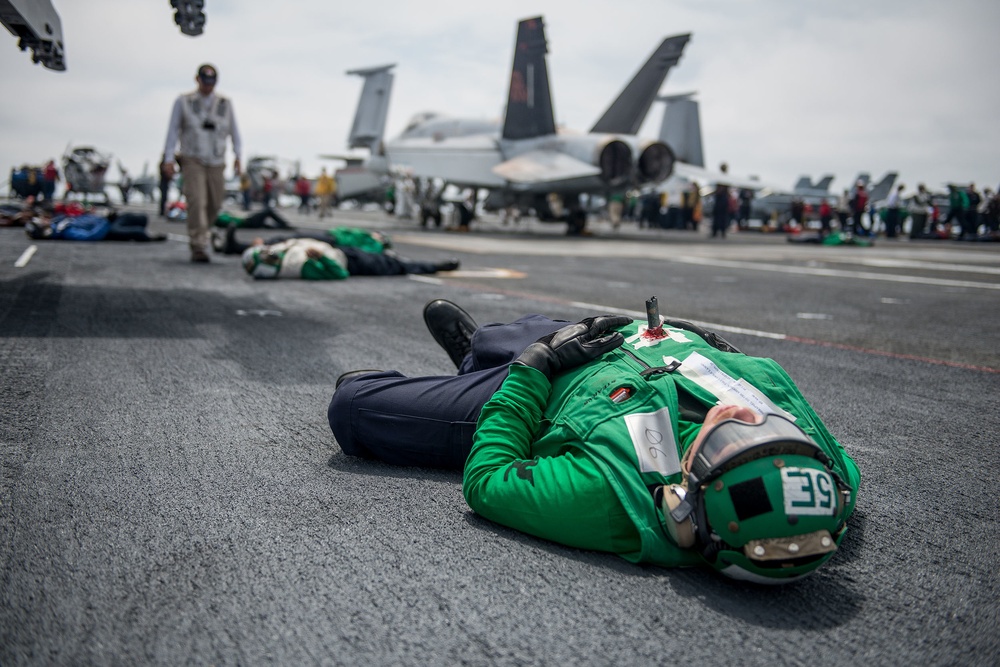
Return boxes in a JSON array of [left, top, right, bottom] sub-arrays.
[[2, 204, 998, 665]]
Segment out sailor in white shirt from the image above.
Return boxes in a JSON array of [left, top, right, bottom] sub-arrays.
[[885, 184, 904, 239], [163, 64, 242, 262]]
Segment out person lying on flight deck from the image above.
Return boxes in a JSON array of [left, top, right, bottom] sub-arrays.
[[215, 207, 294, 230], [0, 196, 46, 227], [328, 300, 861, 584], [240, 237, 459, 280], [218, 222, 391, 257], [210, 207, 294, 251], [23, 209, 166, 242]]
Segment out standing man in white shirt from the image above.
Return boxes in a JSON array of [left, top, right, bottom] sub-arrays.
[[885, 183, 904, 239], [162, 64, 242, 262]]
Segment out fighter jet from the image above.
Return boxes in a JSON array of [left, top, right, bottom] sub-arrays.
[[342, 17, 690, 234], [751, 176, 839, 224]]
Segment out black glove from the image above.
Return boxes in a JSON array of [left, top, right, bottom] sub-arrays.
[[514, 316, 632, 379]]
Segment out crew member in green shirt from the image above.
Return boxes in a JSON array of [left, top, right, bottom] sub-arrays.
[[329, 300, 860, 584], [241, 236, 458, 280]]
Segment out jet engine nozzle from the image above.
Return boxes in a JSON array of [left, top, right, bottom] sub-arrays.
[[637, 142, 675, 183], [598, 140, 633, 187]]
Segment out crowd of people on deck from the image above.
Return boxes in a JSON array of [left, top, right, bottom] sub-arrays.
[[622, 179, 1000, 242]]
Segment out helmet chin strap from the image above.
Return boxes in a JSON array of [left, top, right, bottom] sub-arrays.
[[661, 481, 729, 561], [668, 441, 707, 524], [693, 497, 727, 562], [668, 489, 695, 523], [662, 474, 726, 560]]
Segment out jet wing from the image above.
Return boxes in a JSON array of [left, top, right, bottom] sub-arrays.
[[491, 150, 601, 187], [318, 153, 372, 168], [672, 162, 771, 191]]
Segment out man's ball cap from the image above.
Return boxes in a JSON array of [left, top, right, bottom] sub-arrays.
[[197, 64, 218, 82]]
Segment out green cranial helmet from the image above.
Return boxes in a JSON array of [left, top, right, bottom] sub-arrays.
[[702, 454, 847, 583], [662, 413, 850, 584], [241, 246, 279, 279]]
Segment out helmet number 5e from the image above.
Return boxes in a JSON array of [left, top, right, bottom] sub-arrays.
[[781, 468, 835, 516]]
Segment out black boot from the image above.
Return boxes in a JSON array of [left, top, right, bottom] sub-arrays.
[[221, 224, 256, 255], [210, 226, 227, 253], [398, 256, 460, 274], [422, 299, 477, 369]]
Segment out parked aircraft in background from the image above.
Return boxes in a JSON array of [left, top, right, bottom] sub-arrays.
[[649, 92, 903, 226], [841, 172, 899, 204], [62, 145, 111, 203], [750, 173, 838, 222], [652, 92, 769, 208], [748, 171, 897, 224], [849, 172, 899, 203], [343, 16, 690, 234], [793, 175, 834, 193], [319, 64, 396, 202], [328, 156, 391, 203], [221, 155, 300, 203], [129, 163, 159, 202]]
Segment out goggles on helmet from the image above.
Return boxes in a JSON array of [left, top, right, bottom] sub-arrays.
[[670, 413, 846, 526]]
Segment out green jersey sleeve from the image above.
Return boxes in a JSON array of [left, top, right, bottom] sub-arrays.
[[301, 256, 349, 280], [463, 364, 640, 554], [326, 227, 386, 254]]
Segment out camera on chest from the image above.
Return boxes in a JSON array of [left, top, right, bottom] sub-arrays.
[[202, 119, 217, 131]]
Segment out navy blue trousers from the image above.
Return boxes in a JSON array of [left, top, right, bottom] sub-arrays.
[[328, 315, 568, 469]]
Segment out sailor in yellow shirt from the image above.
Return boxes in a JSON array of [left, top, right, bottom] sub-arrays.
[[315, 168, 337, 219]]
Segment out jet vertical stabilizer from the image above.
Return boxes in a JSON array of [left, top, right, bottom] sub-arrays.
[[591, 34, 691, 136], [793, 176, 814, 191], [868, 172, 898, 202], [793, 175, 835, 193], [346, 64, 396, 152], [813, 175, 834, 192], [657, 93, 704, 167], [501, 17, 556, 140]]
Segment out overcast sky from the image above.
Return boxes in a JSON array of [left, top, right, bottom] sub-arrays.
[[2, 0, 997, 194]]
